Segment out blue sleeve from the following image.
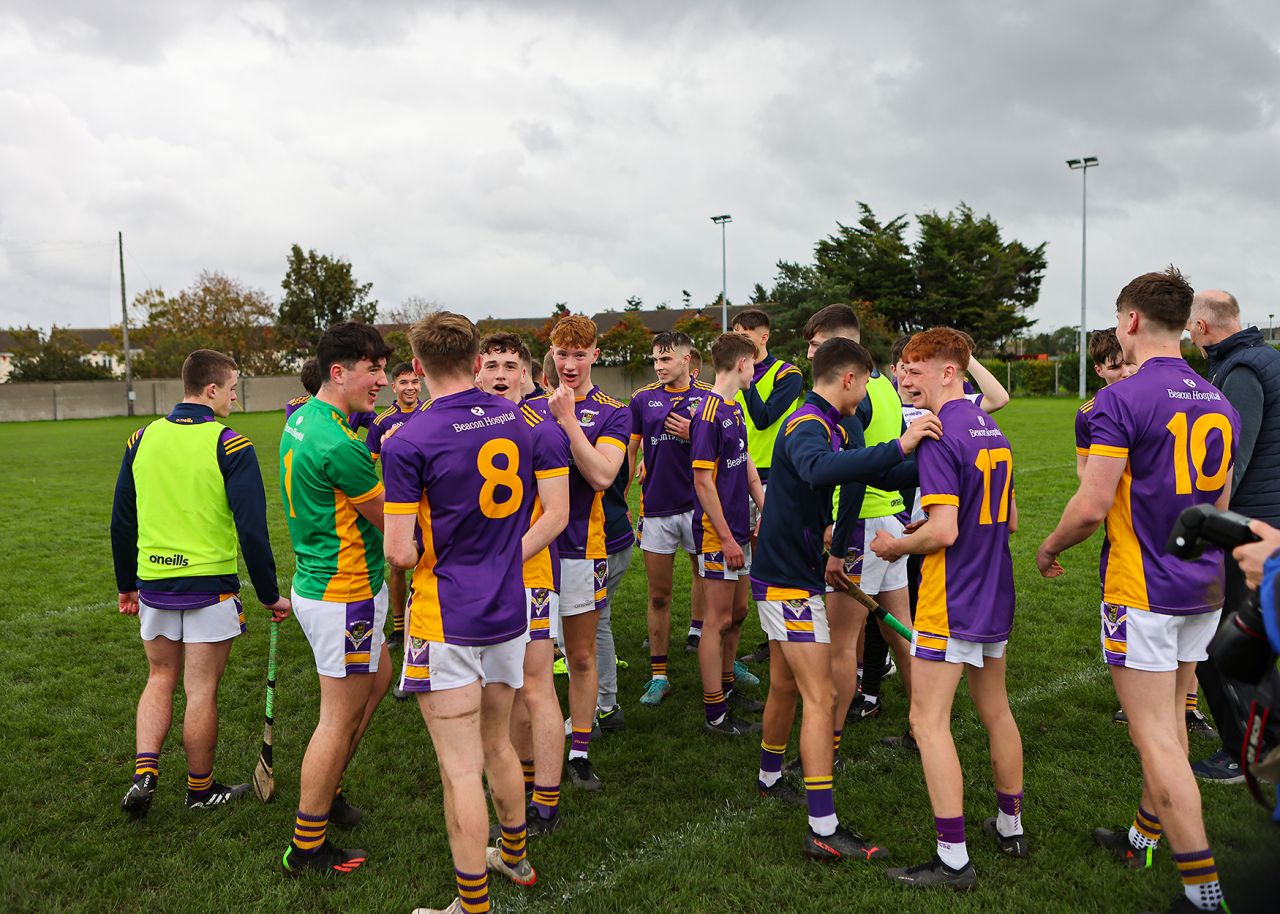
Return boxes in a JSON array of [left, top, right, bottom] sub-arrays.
[[831, 419, 867, 557], [786, 419, 905, 489], [110, 429, 144, 592], [218, 433, 281, 605], [743, 368, 804, 430], [1263, 549, 1280, 654]]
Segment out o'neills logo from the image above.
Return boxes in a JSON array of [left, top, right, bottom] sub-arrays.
[[149, 553, 189, 567]]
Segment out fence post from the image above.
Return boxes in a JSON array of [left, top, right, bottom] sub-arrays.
[[1055, 361, 1060, 395], [1006, 361, 1012, 393]]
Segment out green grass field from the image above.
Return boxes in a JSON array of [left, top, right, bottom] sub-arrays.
[[1, 399, 1275, 914]]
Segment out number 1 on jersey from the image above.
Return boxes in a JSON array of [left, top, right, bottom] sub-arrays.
[[283, 448, 296, 518], [1166, 413, 1233, 495]]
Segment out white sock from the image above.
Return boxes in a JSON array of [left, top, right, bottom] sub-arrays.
[[808, 813, 838, 837], [653, 674, 668, 682], [937, 839, 969, 870], [1129, 824, 1159, 851], [567, 748, 588, 761], [997, 809, 1022, 837], [862, 694, 879, 706], [758, 769, 781, 788], [1185, 880, 1223, 911]]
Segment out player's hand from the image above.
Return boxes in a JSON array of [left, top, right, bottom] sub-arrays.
[[752, 514, 762, 548], [870, 529, 899, 561], [823, 524, 833, 551], [663, 411, 691, 441], [1232, 520, 1280, 589], [899, 414, 943, 454], [903, 518, 926, 535], [264, 596, 292, 622], [118, 591, 140, 616], [825, 554, 852, 590], [1036, 544, 1065, 578], [724, 540, 746, 571], [547, 385, 575, 424]]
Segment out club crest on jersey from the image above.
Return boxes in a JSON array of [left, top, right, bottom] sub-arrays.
[[579, 409, 598, 427], [978, 415, 987, 427], [471, 406, 485, 416], [783, 599, 808, 615], [347, 621, 370, 644], [1183, 377, 1197, 388], [594, 563, 608, 590]]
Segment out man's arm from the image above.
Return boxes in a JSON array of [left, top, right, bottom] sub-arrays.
[[968, 356, 1010, 413], [524, 475, 569, 562], [788, 412, 939, 489], [829, 420, 867, 558], [325, 440, 387, 533], [625, 438, 641, 499], [1219, 366, 1263, 495], [218, 432, 282, 605], [548, 393, 627, 491], [110, 430, 142, 604], [742, 366, 803, 430], [694, 468, 744, 567], [872, 503, 959, 561], [384, 513, 420, 569], [1036, 454, 1127, 575]]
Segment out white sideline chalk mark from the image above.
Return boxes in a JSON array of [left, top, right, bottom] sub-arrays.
[[44, 601, 113, 618]]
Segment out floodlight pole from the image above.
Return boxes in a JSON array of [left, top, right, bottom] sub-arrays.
[[711, 214, 732, 331], [118, 230, 135, 416], [1067, 157, 1098, 399]]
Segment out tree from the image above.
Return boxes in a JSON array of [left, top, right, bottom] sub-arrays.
[[382, 296, 439, 326], [1024, 326, 1081, 357], [127, 271, 285, 378], [597, 314, 654, 373], [672, 314, 719, 356], [6, 326, 114, 381], [277, 244, 378, 357], [760, 202, 1046, 355], [624, 295, 643, 312]]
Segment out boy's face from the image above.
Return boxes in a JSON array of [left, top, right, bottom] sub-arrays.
[[477, 350, 524, 403], [551, 343, 598, 392], [899, 357, 950, 413], [393, 371, 421, 406], [1094, 358, 1135, 386], [652, 346, 691, 386], [732, 324, 769, 359]]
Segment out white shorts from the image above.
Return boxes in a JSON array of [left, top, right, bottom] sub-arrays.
[[293, 584, 388, 678], [559, 558, 608, 618], [697, 543, 752, 581], [638, 511, 697, 555], [758, 593, 830, 644], [400, 633, 525, 693], [139, 595, 245, 643], [842, 515, 909, 596], [1101, 603, 1221, 673], [526, 588, 559, 644], [911, 630, 1007, 667]]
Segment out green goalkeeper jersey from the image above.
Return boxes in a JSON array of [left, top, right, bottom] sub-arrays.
[[280, 396, 386, 602]]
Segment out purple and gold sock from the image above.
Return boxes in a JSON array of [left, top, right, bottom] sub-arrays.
[[499, 822, 528, 866], [1174, 849, 1223, 911], [1129, 804, 1162, 850], [758, 740, 786, 788], [996, 789, 1023, 837], [803, 775, 837, 835], [935, 815, 969, 869], [721, 669, 736, 695], [1185, 691, 1199, 713], [832, 729, 843, 753], [393, 614, 405, 636], [187, 770, 213, 799], [531, 784, 560, 819], [688, 619, 704, 638], [703, 689, 727, 724], [456, 868, 490, 913], [520, 759, 535, 790], [651, 654, 668, 680], [134, 752, 159, 783], [568, 726, 591, 760], [291, 810, 328, 855]]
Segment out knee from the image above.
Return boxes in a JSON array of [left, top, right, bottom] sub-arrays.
[[649, 593, 671, 612], [909, 704, 948, 740], [566, 644, 595, 669], [768, 675, 798, 701], [149, 665, 181, 691]]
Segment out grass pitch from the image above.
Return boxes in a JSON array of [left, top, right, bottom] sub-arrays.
[[0, 398, 1275, 914]]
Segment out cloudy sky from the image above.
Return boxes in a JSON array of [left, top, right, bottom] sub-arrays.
[[2, 1, 1278, 336]]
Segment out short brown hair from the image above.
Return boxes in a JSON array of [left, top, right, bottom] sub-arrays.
[[408, 311, 480, 377], [652, 331, 692, 353], [688, 348, 703, 375], [390, 361, 415, 379], [731, 307, 770, 332], [550, 314, 597, 349], [1088, 328, 1123, 368], [299, 357, 322, 395], [710, 332, 757, 374], [182, 349, 237, 395], [803, 304, 860, 341], [542, 350, 559, 387], [890, 335, 912, 366], [480, 332, 532, 367], [317, 321, 393, 379], [811, 337, 874, 384], [1116, 266, 1194, 333], [901, 328, 972, 371]]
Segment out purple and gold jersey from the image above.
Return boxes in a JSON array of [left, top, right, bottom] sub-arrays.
[[915, 398, 1015, 644], [629, 380, 713, 517], [520, 396, 571, 592], [1086, 357, 1239, 614], [285, 394, 311, 419], [1075, 397, 1095, 457], [557, 385, 630, 560], [691, 392, 751, 551], [367, 403, 418, 459], [382, 387, 533, 646]]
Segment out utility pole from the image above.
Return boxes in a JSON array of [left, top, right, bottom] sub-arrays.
[[119, 231, 135, 416], [1067, 157, 1099, 399], [711, 214, 732, 331]]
